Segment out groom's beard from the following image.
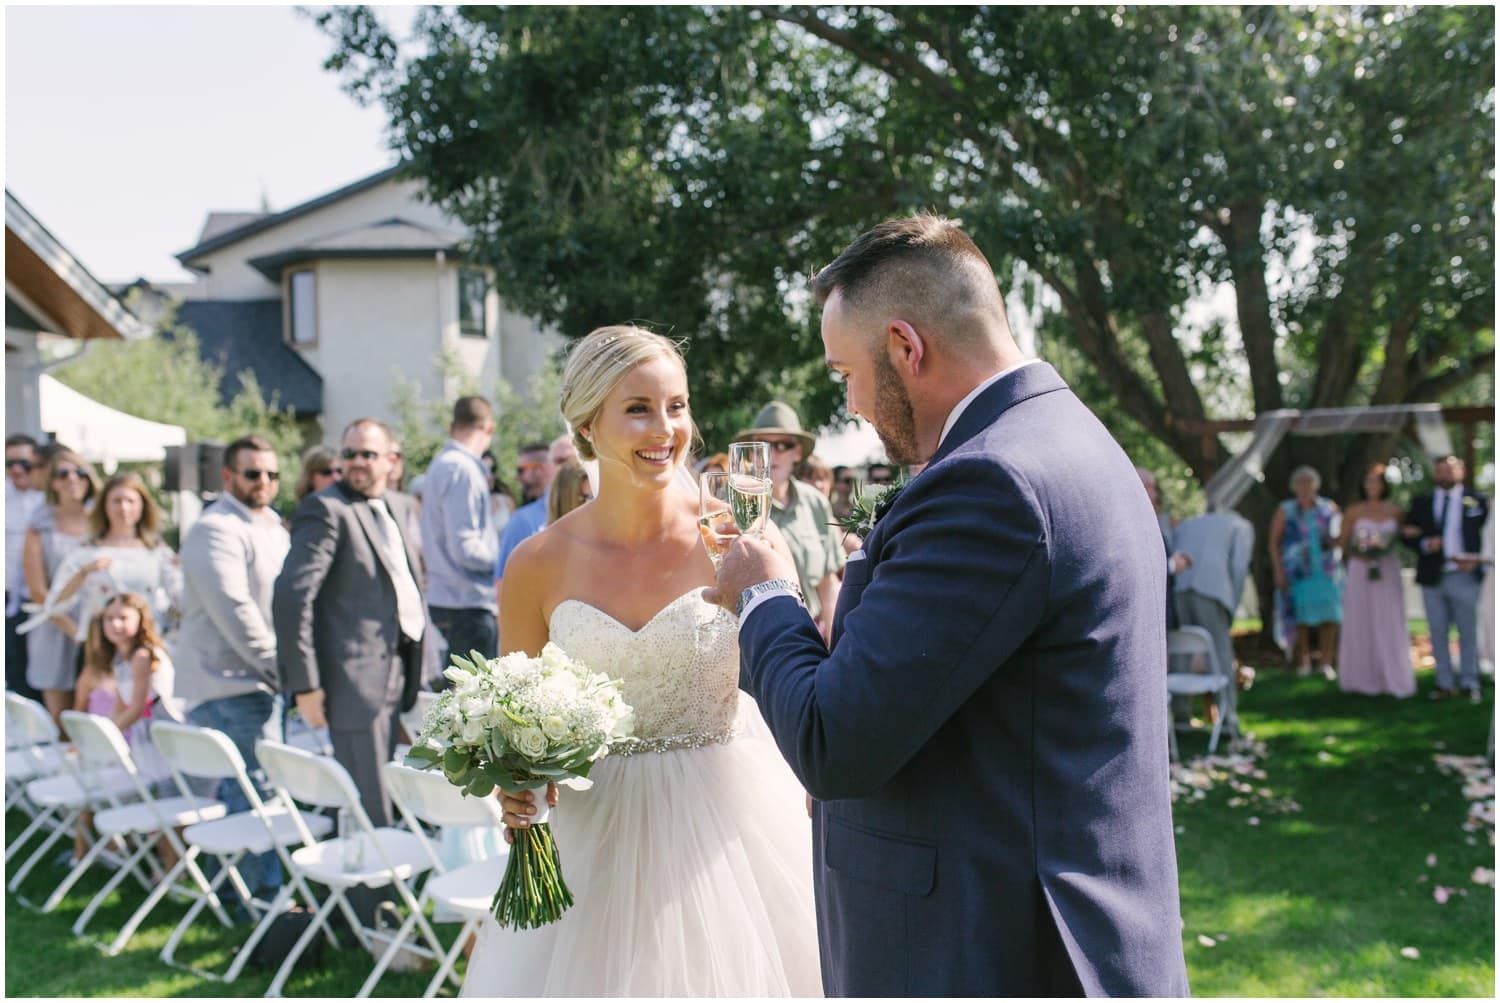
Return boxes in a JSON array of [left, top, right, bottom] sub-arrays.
[[871, 347, 921, 466]]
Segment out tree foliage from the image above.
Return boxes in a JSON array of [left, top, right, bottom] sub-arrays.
[[52, 306, 306, 507], [316, 5, 1494, 489]]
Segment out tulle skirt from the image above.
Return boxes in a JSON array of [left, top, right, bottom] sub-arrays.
[[461, 702, 822, 997]]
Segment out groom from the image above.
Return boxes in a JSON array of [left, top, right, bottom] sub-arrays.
[[708, 216, 1189, 996]]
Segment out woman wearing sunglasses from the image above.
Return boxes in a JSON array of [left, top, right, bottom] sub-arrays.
[[20, 448, 98, 725], [293, 444, 343, 502]]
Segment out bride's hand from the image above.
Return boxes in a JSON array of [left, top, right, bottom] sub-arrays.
[[498, 783, 559, 843]]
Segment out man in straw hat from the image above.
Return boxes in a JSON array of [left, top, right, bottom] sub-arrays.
[[735, 401, 845, 643]]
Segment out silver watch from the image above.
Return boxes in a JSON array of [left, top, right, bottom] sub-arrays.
[[736, 578, 805, 618]]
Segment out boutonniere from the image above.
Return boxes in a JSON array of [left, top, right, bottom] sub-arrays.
[[834, 475, 910, 540], [1463, 496, 1480, 509]]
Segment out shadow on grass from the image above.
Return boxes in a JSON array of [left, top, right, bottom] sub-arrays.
[[1173, 667, 1494, 996]]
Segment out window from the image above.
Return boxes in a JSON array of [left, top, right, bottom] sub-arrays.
[[288, 269, 316, 345], [458, 269, 488, 338]]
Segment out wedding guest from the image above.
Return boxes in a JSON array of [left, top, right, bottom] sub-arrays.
[[386, 436, 408, 493], [22, 447, 98, 726], [32, 472, 181, 648], [1138, 466, 1187, 633], [494, 435, 575, 582], [177, 436, 291, 900], [6, 434, 45, 699], [1270, 465, 1344, 679], [1479, 507, 1494, 677], [696, 452, 729, 476], [545, 458, 592, 524], [1172, 504, 1255, 735], [830, 465, 857, 521], [481, 451, 519, 533], [421, 397, 502, 664], [865, 462, 896, 487], [81, 591, 186, 786], [736, 402, 845, 645], [1337, 462, 1415, 697], [1402, 454, 1490, 703], [794, 454, 835, 498], [293, 445, 342, 502]]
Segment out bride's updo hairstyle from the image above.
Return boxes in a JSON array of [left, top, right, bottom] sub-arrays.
[[561, 325, 694, 462]]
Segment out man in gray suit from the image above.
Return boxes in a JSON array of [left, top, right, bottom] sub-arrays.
[[1172, 505, 1255, 738], [273, 418, 425, 833]]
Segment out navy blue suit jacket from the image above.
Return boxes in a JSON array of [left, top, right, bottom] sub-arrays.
[[739, 363, 1189, 996], [1402, 488, 1490, 586]]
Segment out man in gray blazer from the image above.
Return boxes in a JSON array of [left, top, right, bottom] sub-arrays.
[[178, 434, 290, 898], [273, 418, 425, 834], [1172, 506, 1255, 737]]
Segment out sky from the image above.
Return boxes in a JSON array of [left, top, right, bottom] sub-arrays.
[[5, 4, 418, 283]]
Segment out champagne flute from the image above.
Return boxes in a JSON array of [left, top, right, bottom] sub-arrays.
[[728, 442, 772, 539], [698, 471, 740, 569]]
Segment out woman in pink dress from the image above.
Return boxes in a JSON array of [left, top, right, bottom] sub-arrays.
[[1336, 462, 1416, 697]]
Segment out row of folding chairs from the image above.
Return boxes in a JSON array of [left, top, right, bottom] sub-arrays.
[[4, 690, 508, 998]]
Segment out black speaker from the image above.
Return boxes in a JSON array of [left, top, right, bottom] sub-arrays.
[[163, 441, 225, 496]]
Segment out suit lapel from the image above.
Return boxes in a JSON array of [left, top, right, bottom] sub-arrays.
[[343, 484, 405, 588]]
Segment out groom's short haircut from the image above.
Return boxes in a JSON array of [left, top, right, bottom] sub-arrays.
[[810, 214, 1010, 346]]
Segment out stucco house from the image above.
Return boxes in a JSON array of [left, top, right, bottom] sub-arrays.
[[164, 165, 562, 440]]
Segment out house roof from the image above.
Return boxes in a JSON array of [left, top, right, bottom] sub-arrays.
[[197, 211, 268, 245], [176, 164, 404, 267], [246, 217, 468, 280], [5, 190, 152, 341], [174, 299, 323, 416]]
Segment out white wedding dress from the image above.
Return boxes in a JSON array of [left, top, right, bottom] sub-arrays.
[[461, 587, 823, 997]]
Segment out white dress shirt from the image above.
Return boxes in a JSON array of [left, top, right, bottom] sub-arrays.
[[1437, 485, 1468, 569]]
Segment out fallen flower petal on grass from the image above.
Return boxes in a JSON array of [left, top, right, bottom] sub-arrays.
[[1197, 934, 1217, 948], [1400, 947, 1420, 960], [1433, 886, 1453, 904], [1426, 853, 1437, 867], [1247, 816, 1261, 826]]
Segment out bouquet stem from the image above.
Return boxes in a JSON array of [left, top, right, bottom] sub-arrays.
[[492, 788, 574, 929]]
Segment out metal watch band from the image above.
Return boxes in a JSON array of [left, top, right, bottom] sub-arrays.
[[736, 578, 804, 618]]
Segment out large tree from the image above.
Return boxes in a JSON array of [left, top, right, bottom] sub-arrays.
[[318, 5, 1493, 492]]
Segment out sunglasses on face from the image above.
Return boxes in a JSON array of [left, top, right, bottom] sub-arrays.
[[340, 448, 383, 461], [756, 440, 800, 453], [6, 458, 33, 472], [517, 462, 544, 476], [237, 469, 281, 482], [51, 467, 86, 481], [314, 467, 343, 478]]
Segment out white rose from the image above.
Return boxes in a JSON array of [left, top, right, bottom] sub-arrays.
[[514, 727, 548, 759], [461, 717, 486, 746], [540, 715, 569, 741], [443, 665, 474, 689]]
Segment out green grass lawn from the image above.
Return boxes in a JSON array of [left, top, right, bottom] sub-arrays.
[[6, 664, 1496, 997]]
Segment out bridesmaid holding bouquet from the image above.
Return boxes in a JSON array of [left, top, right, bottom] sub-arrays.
[[1337, 462, 1415, 697]]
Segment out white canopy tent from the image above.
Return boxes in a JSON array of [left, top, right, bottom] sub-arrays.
[[38, 374, 186, 473]]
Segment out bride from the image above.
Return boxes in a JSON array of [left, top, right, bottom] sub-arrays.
[[461, 325, 822, 996]]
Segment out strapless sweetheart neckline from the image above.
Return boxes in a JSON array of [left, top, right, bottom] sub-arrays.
[[550, 586, 710, 635]]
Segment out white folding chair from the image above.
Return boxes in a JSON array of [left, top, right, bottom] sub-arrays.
[[4, 692, 70, 818], [360, 761, 509, 997], [255, 739, 445, 998], [7, 705, 141, 901], [58, 711, 230, 952], [148, 721, 335, 983], [1166, 625, 1233, 760]]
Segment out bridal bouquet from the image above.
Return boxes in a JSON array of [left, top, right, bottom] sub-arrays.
[[405, 644, 635, 929]]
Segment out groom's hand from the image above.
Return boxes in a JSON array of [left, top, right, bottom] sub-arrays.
[[704, 522, 798, 613]]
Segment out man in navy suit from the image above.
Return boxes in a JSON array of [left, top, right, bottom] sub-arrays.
[[1402, 455, 1490, 703], [708, 216, 1188, 996]]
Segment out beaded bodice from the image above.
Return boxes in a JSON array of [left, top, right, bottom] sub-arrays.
[[548, 588, 740, 746]]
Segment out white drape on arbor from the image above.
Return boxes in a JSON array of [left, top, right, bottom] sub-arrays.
[[1204, 404, 1454, 511]]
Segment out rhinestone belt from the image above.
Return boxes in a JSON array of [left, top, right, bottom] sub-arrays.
[[609, 728, 739, 757]]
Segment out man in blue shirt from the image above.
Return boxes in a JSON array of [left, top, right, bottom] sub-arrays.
[[494, 434, 576, 588], [421, 397, 501, 664]]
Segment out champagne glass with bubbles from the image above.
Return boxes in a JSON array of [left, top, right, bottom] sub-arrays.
[[727, 442, 772, 539], [698, 471, 740, 569]]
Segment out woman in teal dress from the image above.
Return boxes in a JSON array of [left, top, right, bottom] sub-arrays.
[[1269, 465, 1345, 679]]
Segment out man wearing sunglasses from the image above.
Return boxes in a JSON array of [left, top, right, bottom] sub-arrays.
[[274, 419, 425, 891], [5, 434, 44, 699], [177, 434, 291, 903]]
